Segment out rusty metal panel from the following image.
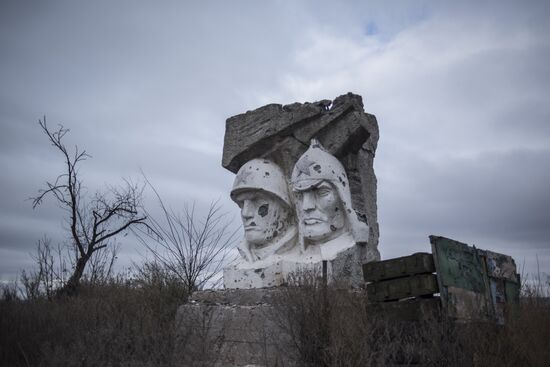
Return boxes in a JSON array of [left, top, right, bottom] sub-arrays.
[[485, 250, 518, 281], [366, 273, 438, 302], [430, 235, 520, 324], [445, 286, 490, 321], [430, 236, 485, 293], [490, 278, 507, 324], [505, 278, 521, 318], [505, 276, 520, 303], [486, 251, 520, 323], [363, 252, 435, 282], [430, 236, 491, 321]]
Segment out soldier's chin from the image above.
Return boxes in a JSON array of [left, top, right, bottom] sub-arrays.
[[303, 224, 331, 242], [245, 231, 268, 246]]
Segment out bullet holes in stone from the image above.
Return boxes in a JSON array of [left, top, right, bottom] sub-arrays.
[[338, 175, 346, 187], [258, 204, 269, 217]]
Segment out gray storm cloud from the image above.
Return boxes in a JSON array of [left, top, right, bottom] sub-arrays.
[[1, 0, 549, 281]]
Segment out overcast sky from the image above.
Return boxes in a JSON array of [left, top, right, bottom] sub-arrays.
[[1, 0, 549, 283]]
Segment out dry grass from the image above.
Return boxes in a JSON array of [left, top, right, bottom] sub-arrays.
[[1, 269, 549, 367], [0, 265, 187, 367], [269, 272, 550, 367]]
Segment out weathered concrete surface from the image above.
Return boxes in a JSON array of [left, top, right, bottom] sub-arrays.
[[223, 261, 288, 289], [224, 245, 368, 289], [175, 289, 296, 366], [363, 252, 435, 282], [223, 93, 380, 252]]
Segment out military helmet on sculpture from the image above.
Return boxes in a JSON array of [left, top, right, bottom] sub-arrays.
[[230, 158, 297, 264], [291, 139, 369, 245], [231, 158, 291, 208]]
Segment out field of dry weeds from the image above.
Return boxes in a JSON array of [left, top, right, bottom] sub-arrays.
[[1, 270, 549, 367]]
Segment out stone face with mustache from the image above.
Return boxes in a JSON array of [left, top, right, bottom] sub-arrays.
[[293, 181, 345, 243], [291, 139, 370, 254]]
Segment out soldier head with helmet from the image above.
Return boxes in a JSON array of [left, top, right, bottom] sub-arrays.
[[291, 140, 369, 252], [231, 159, 297, 263]]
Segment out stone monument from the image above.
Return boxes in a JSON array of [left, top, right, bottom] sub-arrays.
[[177, 93, 381, 366], [223, 92, 380, 288]]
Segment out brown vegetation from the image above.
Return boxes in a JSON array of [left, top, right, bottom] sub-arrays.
[[1, 268, 549, 366], [1, 263, 186, 367], [269, 271, 550, 367]]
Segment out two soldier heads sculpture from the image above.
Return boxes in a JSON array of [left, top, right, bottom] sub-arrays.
[[230, 139, 370, 268]]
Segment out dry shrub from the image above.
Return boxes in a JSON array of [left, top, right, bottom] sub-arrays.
[[0, 264, 188, 367], [269, 270, 550, 367], [173, 303, 228, 367], [2, 267, 549, 366], [269, 271, 330, 365]]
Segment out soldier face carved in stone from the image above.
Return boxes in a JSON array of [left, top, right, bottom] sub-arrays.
[[231, 159, 297, 263], [293, 181, 345, 243], [233, 190, 289, 247], [291, 139, 369, 249]]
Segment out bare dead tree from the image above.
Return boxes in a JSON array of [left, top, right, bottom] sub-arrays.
[[31, 117, 147, 296], [134, 179, 238, 294], [84, 243, 119, 285], [20, 236, 118, 299]]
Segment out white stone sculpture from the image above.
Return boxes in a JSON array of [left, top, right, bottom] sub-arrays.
[[290, 139, 370, 262], [224, 141, 374, 289], [230, 159, 297, 266]]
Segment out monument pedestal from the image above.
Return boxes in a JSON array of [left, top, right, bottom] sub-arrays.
[[175, 288, 296, 367]]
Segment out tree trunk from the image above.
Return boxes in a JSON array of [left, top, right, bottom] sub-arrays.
[[57, 255, 89, 297]]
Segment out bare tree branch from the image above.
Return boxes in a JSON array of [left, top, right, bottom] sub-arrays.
[[30, 116, 148, 296], [133, 177, 238, 294]]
